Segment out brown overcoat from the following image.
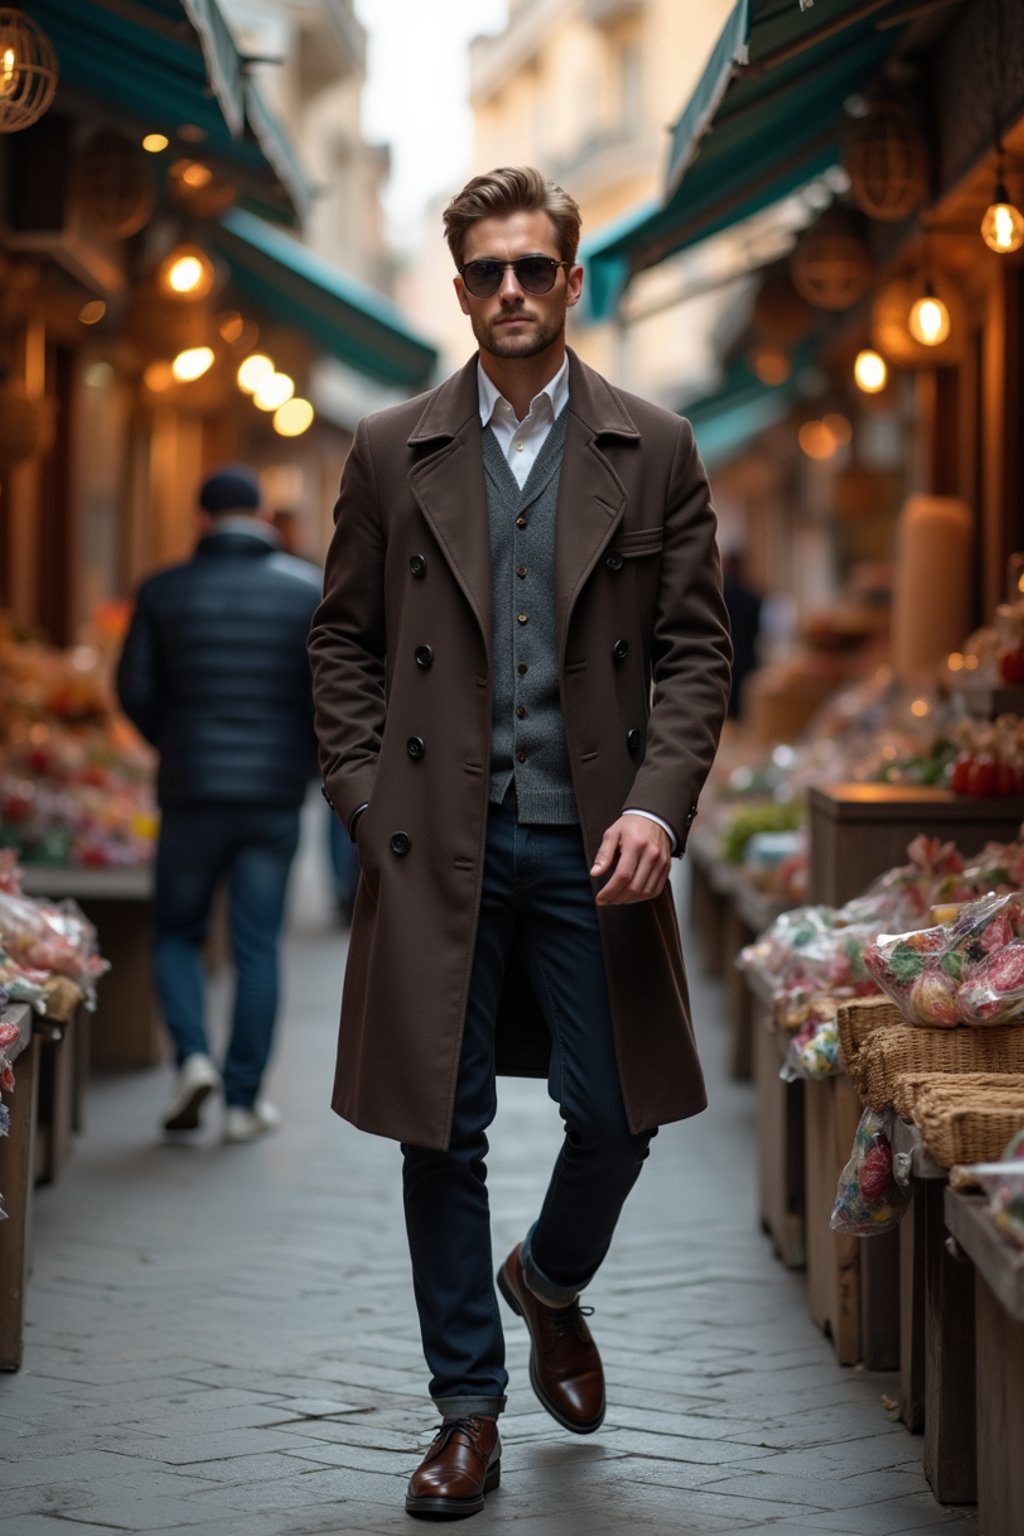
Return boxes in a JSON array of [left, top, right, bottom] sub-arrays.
[[308, 349, 731, 1150]]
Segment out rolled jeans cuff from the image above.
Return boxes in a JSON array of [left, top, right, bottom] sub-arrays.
[[520, 1222, 587, 1308], [434, 1395, 506, 1420]]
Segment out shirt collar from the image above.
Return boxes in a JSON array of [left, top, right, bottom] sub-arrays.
[[477, 353, 570, 428]]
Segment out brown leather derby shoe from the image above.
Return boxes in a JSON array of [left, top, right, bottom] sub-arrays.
[[497, 1243, 606, 1434], [405, 1415, 500, 1519]]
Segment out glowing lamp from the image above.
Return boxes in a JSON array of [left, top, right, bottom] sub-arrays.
[[854, 348, 887, 393], [237, 353, 274, 394], [981, 186, 1024, 254], [171, 346, 214, 383], [908, 287, 950, 347], [273, 398, 315, 437], [253, 372, 295, 411]]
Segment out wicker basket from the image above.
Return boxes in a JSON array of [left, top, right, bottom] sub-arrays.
[[892, 1070, 1024, 1121], [836, 995, 903, 1071], [850, 1024, 1024, 1111], [914, 1100, 1024, 1168]]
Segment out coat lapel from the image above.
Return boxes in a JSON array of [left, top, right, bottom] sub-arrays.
[[554, 351, 641, 658], [407, 358, 491, 657]]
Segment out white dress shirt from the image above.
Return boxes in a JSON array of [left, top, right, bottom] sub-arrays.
[[477, 356, 570, 488], [476, 357, 676, 853]]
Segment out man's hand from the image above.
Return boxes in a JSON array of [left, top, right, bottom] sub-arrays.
[[590, 814, 671, 906]]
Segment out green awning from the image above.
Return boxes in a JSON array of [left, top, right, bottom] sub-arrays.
[[28, 0, 311, 224], [584, 0, 900, 319], [215, 209, 438, 392], [684, 350, 808, 469]]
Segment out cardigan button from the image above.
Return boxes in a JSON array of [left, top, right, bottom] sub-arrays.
[[390, 832, 412, 857], [414, 645, 433, 669], [626, 728, 642, 755], [407, 736, 425, 760], [613, 639, 629, 662], [605, 550, 624, 572], [410, 554, 427, 578]]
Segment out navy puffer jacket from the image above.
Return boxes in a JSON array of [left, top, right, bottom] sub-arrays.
[[116, 522, 322, 808]]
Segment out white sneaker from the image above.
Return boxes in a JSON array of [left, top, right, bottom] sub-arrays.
[[162, 1053, 220, 1132], [223, 1100, 281, 1144]]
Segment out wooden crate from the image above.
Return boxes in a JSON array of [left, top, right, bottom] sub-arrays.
[[750, 970, 805, 1268], [945, 1189, 1024, 1527], [0, 1006, 40, 1372], [804, 1074, 864, 1364], [19, 866, 163, 1070], [808, 785, 1024, 909]]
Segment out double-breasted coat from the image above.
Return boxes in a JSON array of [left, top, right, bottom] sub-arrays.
[[308, 349, 732, 1151]]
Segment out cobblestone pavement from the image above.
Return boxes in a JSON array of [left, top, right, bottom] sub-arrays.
[[1, 816, 979, 1535]]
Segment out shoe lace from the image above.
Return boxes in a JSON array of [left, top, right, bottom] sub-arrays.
[[427, 1416, 487, 1455], [549, 1301, 595, 1342]]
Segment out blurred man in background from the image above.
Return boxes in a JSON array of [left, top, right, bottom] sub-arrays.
[[721, 547, 763, 720], [117, 467, 321, 1142]]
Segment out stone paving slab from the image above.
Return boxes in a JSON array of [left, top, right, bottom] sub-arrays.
[[0, 837, 979, 1534]]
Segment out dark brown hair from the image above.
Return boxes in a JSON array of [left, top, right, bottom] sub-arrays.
[[443, 166, 582, 268]]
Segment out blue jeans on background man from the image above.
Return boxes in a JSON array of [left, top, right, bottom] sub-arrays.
[[153, 804, 301, 1108], [401, 795, 656, 1418]]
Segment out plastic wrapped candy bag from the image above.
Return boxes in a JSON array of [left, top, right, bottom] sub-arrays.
[[865, 892, 1024, 1028], [830, 1108, 911, 1236], [0, 889, 108, 1003], [781, 1015, 842, 1081]]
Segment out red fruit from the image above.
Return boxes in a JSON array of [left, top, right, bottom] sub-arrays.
[[950, 754, 974, 795], [968, 753, 998, 798], [1000, 648, 1024, 685]]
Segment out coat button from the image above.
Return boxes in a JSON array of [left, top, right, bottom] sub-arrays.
[[613, 639, 629, 662], [515, 516, 527, 529], [605, 550, 624, 572], [390, 832, 412, 856], [410, 554, 427, 578], [414, 645, 433, 669], [626, 728, 642, 755], [516, 750, 527, 763], [407, 736, 425, 760]]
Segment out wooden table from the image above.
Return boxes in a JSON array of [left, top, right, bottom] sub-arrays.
[[18, 864, 162, 1069], [945, 1187, 1024, 1532], [726, 879, 794, 1081], [686, 826, 736, 980], [749, 967, 806, 1268], [891, 1120, 977, 1504], [0, 1004, 39, 1371]]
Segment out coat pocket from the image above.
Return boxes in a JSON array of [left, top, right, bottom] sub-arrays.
[[612, 526, 664, 557]]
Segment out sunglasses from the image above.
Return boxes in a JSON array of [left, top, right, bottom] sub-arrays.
[[458, 255, 571, 298]]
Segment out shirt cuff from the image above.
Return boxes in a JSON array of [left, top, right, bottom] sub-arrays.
[[623, 808, 677, 853]]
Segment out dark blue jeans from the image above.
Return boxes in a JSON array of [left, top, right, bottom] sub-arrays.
[[153, 804, 300, 1108], [402, 798, 655, 1417]]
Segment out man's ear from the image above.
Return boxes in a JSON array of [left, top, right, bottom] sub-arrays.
[[565, 264, 584, 310]]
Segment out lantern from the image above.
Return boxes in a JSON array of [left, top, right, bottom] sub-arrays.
[[790, 210, 871, 311], [75, 130, 157, 240], [844, 94, 929, 222], [0, 9, 58, 133], [871, 275, 964, 367]]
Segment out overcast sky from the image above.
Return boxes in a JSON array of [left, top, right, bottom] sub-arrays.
[[355, 0, 509, 243]]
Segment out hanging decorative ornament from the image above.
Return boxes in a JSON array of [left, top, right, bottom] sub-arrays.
[[790, 210, 871, 311], [844, 94, 929, 222], [74, 129, 157, 240], [870, 274, 964, 367], [0, 8, 58, 133], [167, 158, 236, 219]]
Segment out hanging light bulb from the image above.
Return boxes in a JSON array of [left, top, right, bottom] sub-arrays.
[[156, 243, 215, 300], [237, 353, 274, 393], [253, 371, 295, 411], [171, 346, 215, 382], [908, 282, 950, 347], [854, 348, 887, 393], [273, 398, 315, 437], [981, 178, 1024, 254]]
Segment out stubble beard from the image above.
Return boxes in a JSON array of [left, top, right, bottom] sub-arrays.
[[474, 306, 565, 361]]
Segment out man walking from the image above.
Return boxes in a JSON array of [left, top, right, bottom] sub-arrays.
[[117, 467, 321, 1142], [308, 167, 731, 1518]]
